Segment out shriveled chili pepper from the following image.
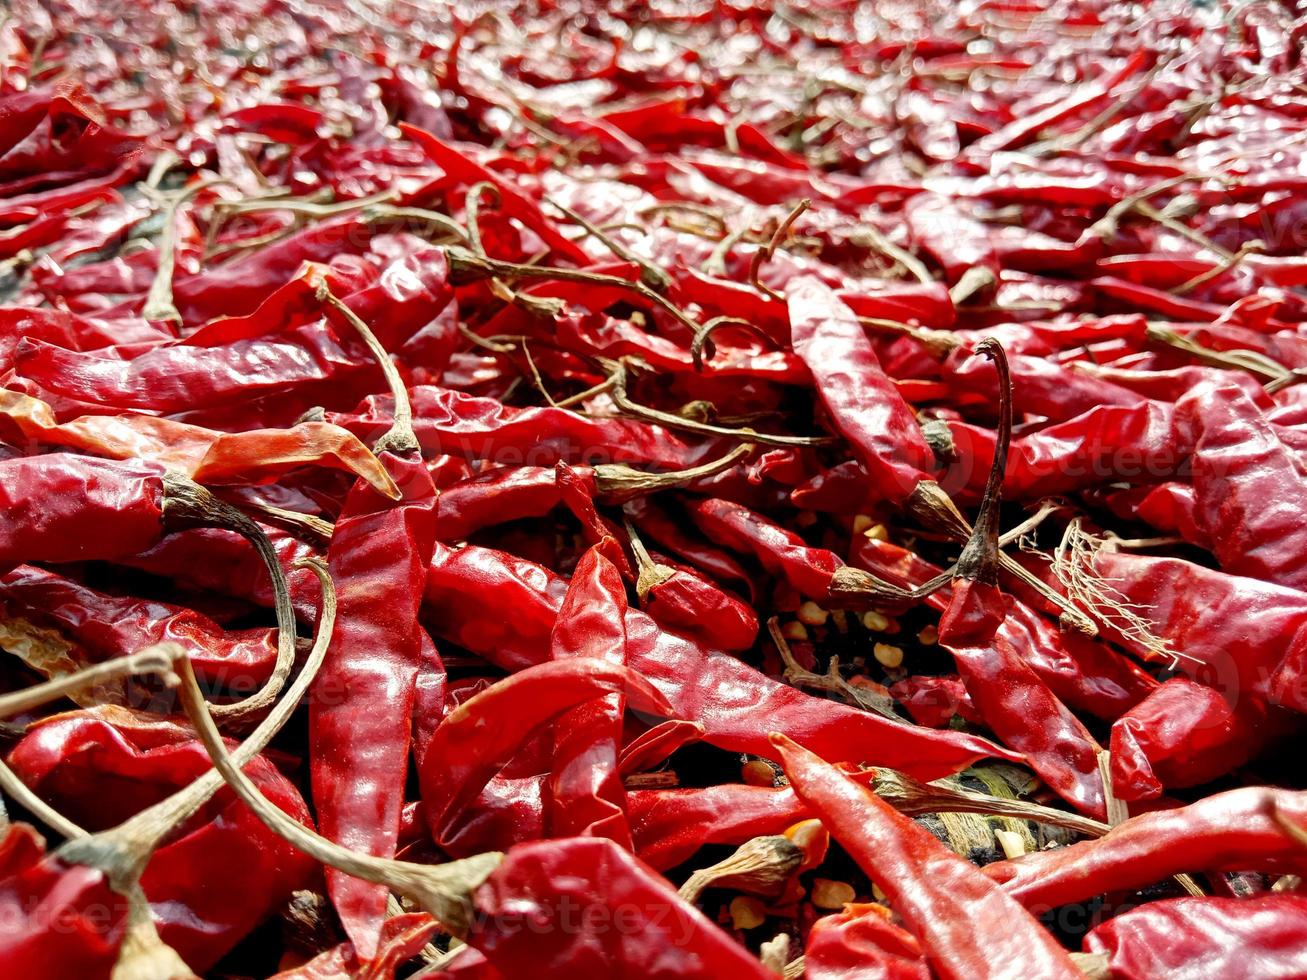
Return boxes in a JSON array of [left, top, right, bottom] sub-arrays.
[[770, 734, 1082, 980], [469, 837, 775, 979], [1109, 679, 1286, 802], [424, 541, 1024, 779], [420, 658, 674, 845], [1176, 380, 1307, 590], [789, 275, 936, 502], [626, 522, 758, 651], [0, 564, 279, 690], [308, 292, 440, 960], [8, 706, 318, 972], [1082, 894, 1307, 979], [546, 543, 632, 847], [983, 786, 1307, 909], [806, 903, 929, 980], [854, 538, 1156, 720]]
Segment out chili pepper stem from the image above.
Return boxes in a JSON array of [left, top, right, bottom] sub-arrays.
[[748, 199, 810, 301], [767, 617, 902, 719], [317, 286, 419, 457], [871, 769, 1110, 838], [160, 474, 299, 719], [601, 358, 831, 447], [951, 338, 1011, 586], [595, 442, 756, 502], [172, 648, 502, 935], [0, 643, 182, 720]]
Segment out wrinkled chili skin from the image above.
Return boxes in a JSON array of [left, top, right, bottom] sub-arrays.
[[1083, 895, 1307, 979], [806, 904, 929, 980], [310, 451, 438, 959], [984, 787, 1307, 909], [0, 564, 279, 688], [470, 837, 775, 979], [546, 545, 632, 848], [424, 541, 1024, 779], [0, 455, 163, 568], [771, 735, 1082, 980], [789, 276, 936, 501], [8, 711, 317, 972]]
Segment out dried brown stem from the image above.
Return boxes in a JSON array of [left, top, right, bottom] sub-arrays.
[[748, 199, 810, 300], [318, 287, 418, 456], [0, 644, 182, 720], [594, 442, 755, 503], [161, 474, 298, 719]]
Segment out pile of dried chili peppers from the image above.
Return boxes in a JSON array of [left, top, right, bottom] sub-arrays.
[[1, 0, 1307, 976]]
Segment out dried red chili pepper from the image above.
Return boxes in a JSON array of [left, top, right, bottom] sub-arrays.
[[424, 541, 1023, 779], [1082, 894, 1307, 979], [308, 293, 439, 960], [983, 787, 1307, 909], [1108, 679, 1286, 802], [469, 837, 774, 979], [1176, 381, 1307, 590], [806, 903, 929, 980], [0, 564, 278, 690], [770, 734, 1082, 980], [789, 276, 936, 502], [546, 543, 632, 847]]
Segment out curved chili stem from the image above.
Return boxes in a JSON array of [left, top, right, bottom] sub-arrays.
[[172, 649, 502, 936], [690, 315, 783, 370], [57, 557, 335, 859], [227, 497, 335, 544], [624, 519, 675, 600], [160, 474, 298, 719], [34, 560, 334, 976], [1145, 322, 1289, 385], [547, 197, 672, 292], [601, 358, 832, 448], [445, 245, 706, 338], [872, 769, 1109, 839], [0, 643, 182, 720], [858, 315, 961, 359], [141, 176, 236, 323], [952, 337, 1011, 585], [594, 442, 756, 502], [362, 204, 470, 244], [318, 286, 419, 455], [464, 180, 500, 258], [702, 224, 750, 276], [748, 198, 810, 301]]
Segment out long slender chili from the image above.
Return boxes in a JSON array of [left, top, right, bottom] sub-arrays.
[[308, 286, 439, 959]]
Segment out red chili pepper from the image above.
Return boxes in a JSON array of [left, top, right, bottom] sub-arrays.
[[7, 708, 316, 971], [1082, 894, 1307, 979], [628, 774, 876, 871], [271, 912, 439, 980], [0, 823, 125, 976], [425, 542, 1023, 779], [770, 734, 1082, 980], [420, 658, 674, 845], [339, 384, 715, 470], [0, 564, 278, 689], [1109, 678, 1285, 802], [310, 452, 437, 959], [854, 538, 1156, 720], [983, 787, 1307, 909], [806, 904, 929, 980], [546, 543, 632, 847], [469, 837, 775, 979], [1176, 381, 1307, 590], [789, 276, 936, 502]]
